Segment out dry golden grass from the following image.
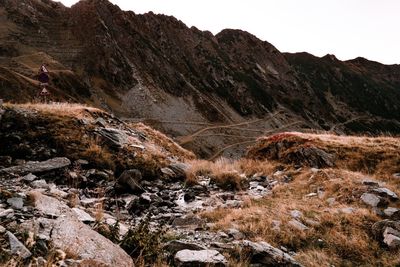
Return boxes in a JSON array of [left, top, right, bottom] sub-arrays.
[[185, 158, 274, 190], [81, 138, 115, 170], [248, 132, 400, 176], [133, 122, 196, 160], [5, 102, 104, 119], [201, 167, 400, 266]]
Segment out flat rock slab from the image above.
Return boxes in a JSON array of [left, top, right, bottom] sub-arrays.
[[6, 231, 32, 259], [240, 240, 303, 267], [51, 215, 134, 267], [373, 188, 398, 200], [7, 197, 24, 209], [361, 193, 381, 207], [72, 207, 95, 223], [175, 249, 227, 267], [1, 157, 71, 175], [29, 191, 70, 217]]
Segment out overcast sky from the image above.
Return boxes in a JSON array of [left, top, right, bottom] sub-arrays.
[[58, 0, 400, 65]]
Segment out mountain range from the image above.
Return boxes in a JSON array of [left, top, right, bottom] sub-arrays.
[[1, 0, 399, 157]]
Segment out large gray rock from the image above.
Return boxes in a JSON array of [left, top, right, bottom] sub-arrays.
[[51, 215, 134, 267], [7, 197, 24, 209], [29, 191, 70, 217], [372, 220, 400, 240], [175, 249, 227, 267], [97, 127, 129, 147], [360, 193, 382, 207], [373, 188, 398, 200], [383, 207, 400, 220], [6, 231, 32, 259], [239, 240, 303, 266], [1, 157, 71, 174], [383, 227, 400, 249]]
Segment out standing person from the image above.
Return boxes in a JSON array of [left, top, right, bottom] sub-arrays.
[[37, 63, 50, 103]]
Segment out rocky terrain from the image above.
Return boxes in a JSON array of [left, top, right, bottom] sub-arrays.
[[0, 103, 399, 266], [0, 0, 399, 157]]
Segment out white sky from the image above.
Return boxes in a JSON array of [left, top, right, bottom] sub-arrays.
[[58, 0, 400, 65]]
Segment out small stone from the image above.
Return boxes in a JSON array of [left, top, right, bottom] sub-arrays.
[[271, 220, 281, 232], [0, 225, 6, 233], [340, 207, 355, 214], [0, 208, 14, 218], [227, 228, 244, 240], [21, 173, 37, 182], [6, 231, 32, 259], [362, 178, 380, 186], [326, 197, 336, 206], [76, 159, 89, 165], [393, 173, 400, 179], [288, 220, 309, 231], [383, 234, 400, 249], [164, 241, 206, 255], [217, 231, 229, 239], [305, 193, 317, 197], [174, 249, 227, 266], [383, 207, 400, 219], [360, 193, 381, 207], [384, 227, 400, 237], [72, 208, 95, 223], [7, 197, 24, 209], [290, 210, 303, 219], [117, 169, 143, 193], [31, 179, 48, 189], [49, 185, 68, 198]]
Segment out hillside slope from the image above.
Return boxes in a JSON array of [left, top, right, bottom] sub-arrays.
[[0, 0, 399, 157]]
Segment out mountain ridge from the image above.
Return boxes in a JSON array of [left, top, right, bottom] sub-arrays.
[[0, 0, 399, 157]]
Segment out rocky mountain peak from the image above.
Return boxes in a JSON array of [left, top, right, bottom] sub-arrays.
[[0, 0, 399, 158]]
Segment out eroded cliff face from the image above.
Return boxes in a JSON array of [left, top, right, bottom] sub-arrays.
[[0, 0, 399, 157]]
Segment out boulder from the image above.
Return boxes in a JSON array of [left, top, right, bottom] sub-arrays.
[[162, 162, 189, 180], [372, 220, 400, 240], [239, 240, 303, 266], [28, 191, 70, 217], [383, 227, 400, 249], [360, 193, 382, 207], [7, 197, 24, 209], [288, 220, 309, 231], [164, 240, 206, 255], [51, 215, 134, 267], [285, 146, 335, 168], [174, 249, 227, 267], [372, 188, 398, 200], [383, 207, 400, 220], [96, 127, 129, 148], [116, 169, 143, 193], [6, 231, 32, 259], [1, 157, 71, 175]]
